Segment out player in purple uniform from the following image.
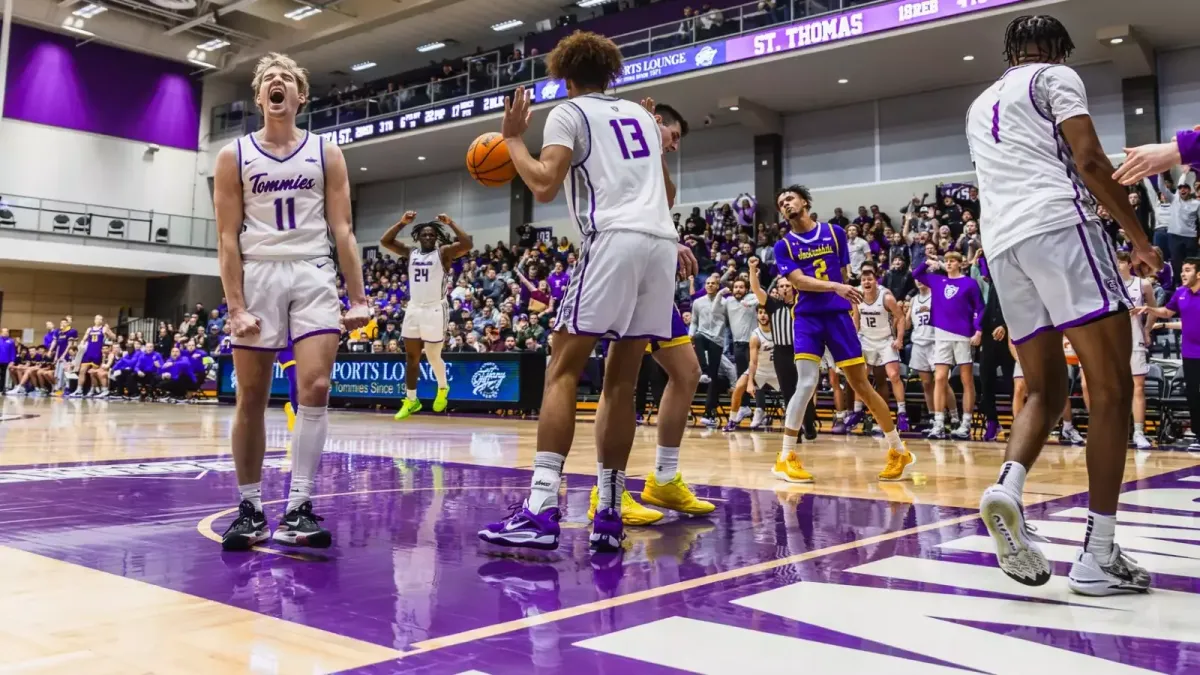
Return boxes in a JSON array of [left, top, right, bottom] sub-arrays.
[[913, 253, 984, 440], [69, 315, 114, 398], [277, 343, 299, 431], [772, 185, 915, 483], [585, 102, 715, 526]]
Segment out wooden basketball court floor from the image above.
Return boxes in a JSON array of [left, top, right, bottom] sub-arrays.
[[0, 397, 1198, 674]]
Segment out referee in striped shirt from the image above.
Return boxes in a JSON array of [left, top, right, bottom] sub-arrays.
[[749, 258, 817, 438]]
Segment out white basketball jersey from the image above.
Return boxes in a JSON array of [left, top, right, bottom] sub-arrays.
[[541, 94, 674, 241], [910, 293, 935, 344], [1125, 276, 1147, 351], [966, 63, 1097, 257], [857, 289, 892, 341], [407, 248, 446, 305], [237, 131, 330, 260], [753, 326, 774, 378]]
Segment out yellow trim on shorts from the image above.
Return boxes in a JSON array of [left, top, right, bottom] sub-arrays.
[[794, 353, 822, 363], [835, 356, 865, 368], [649, 336, 692, 353], [280, 360, 296, 370]]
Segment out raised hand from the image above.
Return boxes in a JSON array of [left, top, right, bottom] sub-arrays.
[[501, 86, 532, 140]]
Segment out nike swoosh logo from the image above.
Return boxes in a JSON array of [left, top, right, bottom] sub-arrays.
[[244, 160, 252, 165], [316, 262, 328, 269]]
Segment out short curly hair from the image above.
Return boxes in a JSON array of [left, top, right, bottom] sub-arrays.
[[546, 31, 624, 91], [251, 52, 310, 110]]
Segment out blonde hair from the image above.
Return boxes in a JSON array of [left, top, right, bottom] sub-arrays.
[[251, 52, 310, 108]]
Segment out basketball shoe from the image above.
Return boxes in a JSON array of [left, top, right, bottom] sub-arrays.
[[640, 473, 716, 516], [478, 501, 561, 550], [221, 500, 269, 551], [772, 452, 814, 483], [590, 508, 625, 553], [878, 445, 916, 481], [394, 399, 422, 420], [1067, 545, 1151, 596], [979, 485, 1051, 586], [273, 501, 332, 548], [587, 487, 663, 525], [432, 387, 450, 413]]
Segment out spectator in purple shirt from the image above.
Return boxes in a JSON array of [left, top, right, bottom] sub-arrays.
[[546, 261, 570, 302], [1139, 257, 1200, 450], [913, 252, 983, 440]]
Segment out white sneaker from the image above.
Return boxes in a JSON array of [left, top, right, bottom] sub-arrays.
[[1062, 424, 1085, 445], [728, 407, 750, 424], [925, 424, 947, 440], [749, 408, 766, 429], [950, 422, 971, 440], [698, 374, 711, 385], [1132, 431, 1152, 450], [1067, 545, 1151, 596], [979, 485, 1051, 586], [699, 417, 718, 429]]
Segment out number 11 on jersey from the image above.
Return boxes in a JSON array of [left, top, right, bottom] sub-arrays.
[[274, 197, 297, 231]]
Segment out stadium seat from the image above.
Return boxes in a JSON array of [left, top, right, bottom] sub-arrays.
[[0, 209, 14, 227], [153, 227, 169, 244], [107, 219, 126, 238], [73, 215, 92, 235], [52, 214, 70, 233]]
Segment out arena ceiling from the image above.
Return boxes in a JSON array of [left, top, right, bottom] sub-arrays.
[[334, 0, 1200, 183]]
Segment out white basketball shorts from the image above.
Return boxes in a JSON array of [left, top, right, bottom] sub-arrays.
[[989, 221, 1129, 345], [1131, 348, 1148, 377], [554, 230, 677, 340], [753, 369, 779, 391], [234, 257, 341, 350], [908, 341, 936, 373], [402, 301, 447, 343], [934, 339, 974, 367], [861, 337, 900, 367]]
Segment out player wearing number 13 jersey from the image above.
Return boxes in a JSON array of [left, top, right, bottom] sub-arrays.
[[966, 16, 1158, 596]]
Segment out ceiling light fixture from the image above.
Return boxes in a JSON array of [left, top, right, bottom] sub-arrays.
[[197, 38, 229, 52], [417, 41, 446, 53], [491, 19, 524, 32], [188, 58, 217, 69], [729, 106, 739, 111], [351, 61, 377, 72], [837, 78, 848, 84], [284, 6, 321, 20], [1110, 37, 1124, 45], [578, 0, 616, 7], [963, 54, 975, 61], [418, 156, 426, 161], [61, 17, 94, 37], [360, 167, 368, 171], [72, 4, 107, 18]]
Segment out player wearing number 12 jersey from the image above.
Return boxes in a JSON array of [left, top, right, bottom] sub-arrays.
[[214, 52, 371, 552], [966, 15, 1159, 595]]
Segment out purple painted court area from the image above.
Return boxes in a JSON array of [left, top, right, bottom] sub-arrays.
[[0, 455, 1197, 674]]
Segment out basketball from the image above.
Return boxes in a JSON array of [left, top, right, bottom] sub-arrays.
[[466, 132, 515, 187]]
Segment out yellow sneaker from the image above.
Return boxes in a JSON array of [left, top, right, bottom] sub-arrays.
[[284, 402, 296, 432], [393, 398, 422, 421], [588, 486, 664, 525], [878, 445, 916, 481], [772, 452, 814, 483], [641, 473, 716, 516], [432, 387, 449, 413]]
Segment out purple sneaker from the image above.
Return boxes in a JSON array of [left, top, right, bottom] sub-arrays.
[[722, 420, 739, 432], [589, 507, 625, 553], [897, 412, 910, 432], [984, 419, 1001, 442], [478, 502, 561, 550], [636, 413, 644, 426], [831, 419, 847, 435], [844, 410, 865, 431]]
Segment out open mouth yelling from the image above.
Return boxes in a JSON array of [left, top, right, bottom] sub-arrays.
[[269, 87, 285, 105]]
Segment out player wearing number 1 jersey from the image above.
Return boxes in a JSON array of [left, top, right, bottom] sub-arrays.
[[380, 211, 473, 419], [966, 16, 1159, 595], [478, 32, 697, 555], [213, 53, 370, 552]]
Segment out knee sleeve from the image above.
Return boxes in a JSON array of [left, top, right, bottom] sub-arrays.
[[785, 359, 821, 431]]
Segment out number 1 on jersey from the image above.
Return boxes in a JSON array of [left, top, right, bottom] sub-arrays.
[[274, 197, 297, 231], [610, 118, 651, 159]]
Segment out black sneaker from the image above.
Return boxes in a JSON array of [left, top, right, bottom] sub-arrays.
[[272, 501, 332, 548], [221, 500, 268, 551], [803, 417, 818, 441]]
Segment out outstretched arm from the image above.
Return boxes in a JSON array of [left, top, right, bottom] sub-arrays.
[[503, 87, 572, 202], [437, 214, 474, 265], [380, 210, 416, 258]]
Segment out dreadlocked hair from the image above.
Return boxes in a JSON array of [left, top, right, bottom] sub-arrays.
[[411, 222, 453, 246], [547, 31, 624, 91], [1003, 15, 1075, 65]]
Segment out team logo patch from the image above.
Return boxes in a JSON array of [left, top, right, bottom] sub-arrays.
[[1104, 277, 1123, 296], [471, 363, 507, 399], [695, 46, 718, 67], [944, 285, 959, 300], [540, 81, 561, 100]]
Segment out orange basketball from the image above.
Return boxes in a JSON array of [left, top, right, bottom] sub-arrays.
[[466, 132, 515, 187]]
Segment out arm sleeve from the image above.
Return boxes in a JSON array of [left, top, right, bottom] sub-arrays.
[[1035, 66, 1090, 125], [541, 103, 588, 161]]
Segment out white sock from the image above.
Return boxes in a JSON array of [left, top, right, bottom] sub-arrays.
[[597, 468, 626, 514], [779, 435, 797, 462], [1133, 422, 1144, 435], [835, 410, 846, 421], [950, 410, 960, 424], [1063, 420, 1076, 431], [897, 402, 906, 414], [996, 461, 1026, 497], [239, 482, 263, 512], [934, 412, 945, 427], [1084, 511, 1117, 561], [528, 452, 564, 513], [885, 429, 903, 450], [406, 388, 417, 401], [654, 445, 679, 483], [853, 400, 864, 413], [287, 405, 328, 512]]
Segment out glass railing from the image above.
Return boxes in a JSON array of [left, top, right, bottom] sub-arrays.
[[211, 0, 884, 138], [0, 194, 217, 251]]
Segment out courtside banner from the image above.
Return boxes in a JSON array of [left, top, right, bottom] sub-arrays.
[[217, 352, 544, 410]]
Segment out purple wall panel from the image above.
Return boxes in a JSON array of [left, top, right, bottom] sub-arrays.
[[525, 0, 748, 54], [4, 23, 202, 151]]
